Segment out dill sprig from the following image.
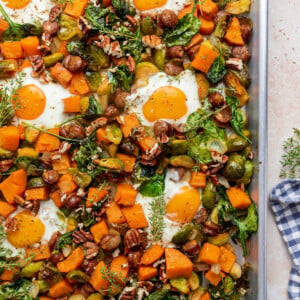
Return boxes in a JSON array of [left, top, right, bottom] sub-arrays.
[[280, 128, 300, 179], [0, 72, 25, 127], [149, 195, 166, 243]]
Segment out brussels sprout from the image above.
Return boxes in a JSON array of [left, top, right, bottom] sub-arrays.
[[107, 144, 118, 158], [229, 262, 242, 279], [105, 124, 123, 145], [188, 288, 206, 300], [208, 233, 230, 246], [87, 44, 110, 70], [87, 294, 104, 300], [36, 280, 49, 293], [170, 277, 189, 294], [156, 158, 169, 175], [223, 153, 246, 180], [224, 276, 235, 295], [172, 224, 194, 244], [211, 207, 219, 225], [135, 62, 159, 88], [27, 177, 45, 188], [43, 53, 64, 67], [189, 226, 205, 243], [188, 272, 200, 291], [21, 262, 44, 278], [195, 73, 210, 100], [241, 146, 252, 159], [0, 147, 14, 158], [202, 181, 216, 210], [225, 71, 249, 107], [0, 60, 18, 78], [58, 13, 78, 41], [95, 158, 124, 170], [225, 0, 251, 14], [66, 270, 89, 283], [85, 71, 101, 92], [153, 49, 166, 70], [141, 16, 156, 35], [227, 136, 249, 152], [238, 160, 254, 184], [169, 139, 187, 155], [72, 171, 92, 188], [231, 64, 251, 88], [169, 155, 194, 168], [215, 15, 228, 39]]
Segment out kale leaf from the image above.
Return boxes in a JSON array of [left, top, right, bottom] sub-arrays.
[[164, 13, 201, 47], [226, 97, 251, 143], [0, 278, 37, 300], [139, 173, 165, 197], [0, 4, 42, 41], [108, 65, 135, 92], [67, 41, 85, 57], [206, 55, 227, 84], [84, 95, 102, 119], [111, 0, 130, 19]]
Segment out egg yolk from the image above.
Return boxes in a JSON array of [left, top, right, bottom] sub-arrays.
[[1, 0, 31, 9], [6, 210, 45, 248], [166, 186, 201, 223], [143, 86, 188, 122], [133, 0, 167, 11], [14, 84, 46, 120]]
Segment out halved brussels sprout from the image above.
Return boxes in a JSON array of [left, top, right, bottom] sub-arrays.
[[195, 73, 210, 101], [58, 13, 78, 41], [135, 62, 159, 88], [141, 16, 156, 35], [225, 0, 251, 14], [225, 71, 249, 107], [170, 277, 189, 294], [105, 124, 123, 145], [227, 136, 249, 152], [208, 233, 230, 246], [202, 181, 216, 210], [85, 71, 101, 92], [36, 280, 49, 293], [72, 170, 92, 188], [95, 158, 124, 170], [172, 224, 195, 244], [87, 44, 110, 70], [169, 139, 187, 155], [66, 270, 89, 283], [169, 155, 194, 168], [21, 261, 44, 278], [43, 53, 64, 68], [188, 272, 200, 291], [238, 159, 254, 184], [231, 64, 251, 88], [27, 177, 45, 188], [153, 49, 166, 70]]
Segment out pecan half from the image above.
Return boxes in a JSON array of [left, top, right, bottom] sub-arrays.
[[127, 251, 142, 269], [72, 229, 93, 244], [193, 208, 209, 224], [79, 16, 91, 35], [142, 35, 162, 49], [79, 283, 95, 298], [182, 240, 200, 257], [119, 287, 137, 300], [64, 193, 81, 210], [49, 5, 63, 22], [4, 217, 18, 233], [0, 159, 13, 172], [124, 229, 143, 253], [83, 242, 99, 260], [49, 231, 61, 250], [42, 170, 59, 184], [126, 55, 136, 74], [14, 195, 33, 210], [81, 259, 98, 275], [100, 232, 121, 251]]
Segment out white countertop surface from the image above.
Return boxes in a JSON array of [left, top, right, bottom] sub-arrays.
[[268, 0, 300, 299]]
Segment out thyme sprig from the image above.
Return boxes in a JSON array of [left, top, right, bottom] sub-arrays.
[[280, 128, 300, 179], [149, 195, 166, 243], [100, 267, 126, 292], [0, 72, 25, 127]]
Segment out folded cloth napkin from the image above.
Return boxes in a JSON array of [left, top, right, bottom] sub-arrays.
[[270, 179, 300, 300]]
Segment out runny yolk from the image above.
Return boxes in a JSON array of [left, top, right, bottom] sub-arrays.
[[133, 0, 167, 11], [1, 0, 31, 9], [6, 210, 45, 248], [14, 84, 46, 120], [143, 86, 188, 122], [166, 186, 201, 223]]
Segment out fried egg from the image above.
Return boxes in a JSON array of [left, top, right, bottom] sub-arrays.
[[12, 67, 73, 128], [3, 200, 65, 255], [136, 169, 201, 247], [0, 0, 51, 23], [131, 0, 189, 14], [126, 70, 200, 126]]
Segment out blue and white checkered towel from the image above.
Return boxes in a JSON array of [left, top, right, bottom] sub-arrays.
[[270, 179, 300, 300]]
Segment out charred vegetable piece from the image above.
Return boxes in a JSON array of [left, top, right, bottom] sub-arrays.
[[224, 153, 246, 180], [202, 180, 216, 210], [58, 13, 78, 41]]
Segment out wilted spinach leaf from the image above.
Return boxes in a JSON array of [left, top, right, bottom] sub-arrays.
[[226, 96, 251, 143], [108, 65, 135, 92], [164, 13, 201, 47], [206, 55, 227, 84], [84, 95, 102, 119]]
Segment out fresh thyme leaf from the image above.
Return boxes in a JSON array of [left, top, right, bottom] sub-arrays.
[[149, 195, 166, 243], [0, 72, 25, 127], [280, 128, 300, 179], [100, 267, 126, 291]]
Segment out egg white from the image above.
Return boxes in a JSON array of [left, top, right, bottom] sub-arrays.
[[1, 0, 52, 24], [2, 200, 65, 256], [126, 70, 200, 127], [136, 168, 197, 247], [15, 67, 74, 128], [131, 0, 190, 15]]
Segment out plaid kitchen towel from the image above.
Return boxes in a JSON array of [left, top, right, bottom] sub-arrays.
[[270, 179, 300, 300]]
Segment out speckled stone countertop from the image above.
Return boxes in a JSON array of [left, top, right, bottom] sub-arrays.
[[268, 0, 300, 299]]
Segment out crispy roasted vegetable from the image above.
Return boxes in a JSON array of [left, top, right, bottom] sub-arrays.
[[141, 16, 156, 35], [86, 44, 110, 70], [0, 60, 18, 78], [58, 13, 78, 41], [223, 153, 246, 180], [225, 0, 251, 14]]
